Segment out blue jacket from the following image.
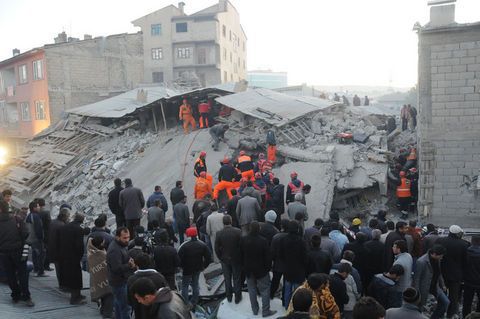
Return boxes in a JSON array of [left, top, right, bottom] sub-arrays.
[[26, 212, 43, 243], [329, 230, 349, 252], [147, 191, 169, 212]]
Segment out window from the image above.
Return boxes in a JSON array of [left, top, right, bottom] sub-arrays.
[[35, 101, 46, 120], [233, 34, 238, 52], [176, 47, 191, 59], [222, 25, 226, 37], [152, 72, 164, 83], [18, 65, 27, 84], [151, 48, 163, 60], [20, 102, 30, 121], [151, 24, 162, 36], [176, 22, 188, 33], [198, 48, 206, 64], [33, 60, 43, 80]]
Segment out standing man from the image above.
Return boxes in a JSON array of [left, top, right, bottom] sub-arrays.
[[215, 215, 242, 303], [384, 221, 407, 270], [266, 130, 277, 163], [193, 151, 207, 178], [58, 212, 87, 304], [178, 227, 212, 308], [198, 100, 211, 128], [206, 207, 224, 262], [367, 264, 405, 310], [364, 96, 370, 106], [270, 177, 285, 229], [36, 198, 52, 271], [236, 185, 262, 235], [287, 193, 308, 221], [396, 171, 412, 213], [48, 207, 70, 290], [400, 105, 409, 131], [413, 244, 449, 319], [436, 225, 469, 318], [240, 221, 276, 317], [179, 99, 196, 134], [2, 189, 16, 213], [194, 172, 212, 200], [209, 124, 229, 151], [392, 240, 412, 302], [107, 227, 136, 319], [173, 196, 191, 244], [409, 104, 417, 129], [353, 94, 361, 106], [146, 185, 168, 213], [153, 230, 180, 290], [286, 172, 304, 205], [463, 235, 480, 318], [119, 178, 145, 238], [26, 200, 46, 277], [170, 181, 185, 207], [108, 178, 125, 228], [0, 200, 33, 306], [236, 150, 255, 181], [147, 200, 165, 231]]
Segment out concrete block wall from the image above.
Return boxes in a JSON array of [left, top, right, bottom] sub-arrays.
[[44, 33, 144, 122], [418, 26, 480, 225]]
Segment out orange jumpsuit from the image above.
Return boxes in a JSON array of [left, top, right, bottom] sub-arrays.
[[213, 181, 234, 200], [179, 103, 196, 134], [194, 177, 212, 200], [267, 145, 277, 163]]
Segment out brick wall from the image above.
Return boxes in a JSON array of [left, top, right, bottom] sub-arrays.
[[418, 25, 480, 226], [45, 33, 144, 122]]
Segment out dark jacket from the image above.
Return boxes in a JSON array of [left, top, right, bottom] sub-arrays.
[[343, 240, 368, 279], [0, 213, 27, 252], [119, 185, 145, 220], [154, 244, 181, 276], [364, 239, 385, 277], [367, 274, 401, 309], [413, 253, 446, 307], [107, 239, 134, 286], [147, 191, 169, 212], [173, 202, 190, 227], [127, 269, 168, 319], [48, 219, 66, 262], [436, 234, 469, 282], [218, 164, 236, 182], [170, 187, 185, 206], [39, 208, 51, 243], [306, 247, 332, 276], [422, 232, 439, 253], [150, 288, 192, 319], [108, 186, 124, 216], [280, 233, 308, 284], [236, 195, 261, 226], [240, 233, 271, 279], [88, 228, 113, 249], [384, 230, 405, 270], [465, 245, 480, 288], [270, 184, 285, 214], [192, 199, 211, 224], [25, 212, 43, 244], [329, 273, 349, 312], [226, 196, 240, 228], [271, 232, 288, 273], [215, 225, 242, 264], [58, 221, 85, 289], [178, 238, 211, 275], [259, 222, 279, 246]]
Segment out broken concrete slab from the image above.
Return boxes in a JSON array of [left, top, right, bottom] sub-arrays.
[[276, 145, 333, 163], [334, 145, 355, 176]]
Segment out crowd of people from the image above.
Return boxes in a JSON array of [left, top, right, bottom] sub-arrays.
[[0, 146, 479, 319], [400, 104, 418, 131]]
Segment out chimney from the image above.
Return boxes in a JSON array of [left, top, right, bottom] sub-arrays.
[[84, 34, 92, 40], [54, 31, 67, 44], [178, 2, 185, 14], [12, 49, 20, 57], [428, 0, 456, 27]]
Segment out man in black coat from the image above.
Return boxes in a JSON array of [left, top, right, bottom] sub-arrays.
[[48, 207, 70, 290], [259, 210, 279, 246], [215, 215, 242, 303], [226, 189, 240, 228], [240, 221, 276, 317], [306, 235, 332, 276], [119, 178, 145, 238], [0, 200, 32, 306], [363, 229, 385, 290], [270, 219, 289, 301], [384, 221, 407, 271], [463, 235, 480, 318], [367, 264, 404, 310], [36, 198, 52, 271], [436, 225, 470, 318], [170, 181, 185, 207], [153, 229, 180, 290], [178, 226, 211, 307], [108, 178, 125, 228], [279, 220, 308, 309], [269, 178, 285, 229], [329, 262, 351, 313], [58, 212, 86, 304], [343, 232, 369, 291]]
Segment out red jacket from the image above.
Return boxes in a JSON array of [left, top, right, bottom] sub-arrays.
[[198, 103, 210, 113]]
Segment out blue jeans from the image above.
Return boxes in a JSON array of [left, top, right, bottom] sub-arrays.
[[246, 274, 271, 316], [284, 281, 301, 309], [221, 262, 242, 298], [182, 272, 200, 305], [111, 284, 131, 319], [431, 287, 450, 319]]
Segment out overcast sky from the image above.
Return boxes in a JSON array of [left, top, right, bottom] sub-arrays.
[[1, 0, 479, 87]]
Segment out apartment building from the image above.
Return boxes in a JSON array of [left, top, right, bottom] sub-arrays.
[[0, 32, 143, 154], [132, 0, 247, 86]]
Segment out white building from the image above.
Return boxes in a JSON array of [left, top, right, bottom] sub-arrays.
[[132, 0, 247, 87]]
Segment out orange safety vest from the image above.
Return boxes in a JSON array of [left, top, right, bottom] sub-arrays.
[[288, 180, 304, 194], [237, 155, 252, 163], [179, 104, 192, 119], [194, 157, 206, 177], [396, 177, 412, 198], [407, 149, 417, 161]]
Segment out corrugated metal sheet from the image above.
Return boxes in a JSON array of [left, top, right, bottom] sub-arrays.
[[67, 86, 179, 118], [215, 88, 339, 127]]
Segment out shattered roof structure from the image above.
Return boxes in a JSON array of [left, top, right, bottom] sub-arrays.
[[215, 88, 339, 127], [67, 86, 179, 118]]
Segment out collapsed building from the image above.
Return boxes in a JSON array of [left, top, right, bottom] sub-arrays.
[[0, 84, 394, 228]]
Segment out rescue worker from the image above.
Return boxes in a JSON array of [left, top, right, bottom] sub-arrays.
[[396, 171, 412, 213], [408, 167, 419, 205], [236, 151, 255, 181], [209, 124, 229, 151], [286, 172, 304, 205], [179, 99, 196, 134], [194, 172, 212, 200], [266, 130, 277, 163], [253, 172, 267, 207], [198, 100, 211, 128], [194, 151, 207, 178], [255, 153, 267, 174], [214, 158, 236, 201]]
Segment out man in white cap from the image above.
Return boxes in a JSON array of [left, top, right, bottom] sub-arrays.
[[259, 210, 279, 246], [436, 225, 470, 318]]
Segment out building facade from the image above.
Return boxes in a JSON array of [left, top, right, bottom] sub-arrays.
[[0, 32, 143, 154], [132, 0, 247, 87], [417, 2, 480, 225], [247, 70, 288, 89]]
